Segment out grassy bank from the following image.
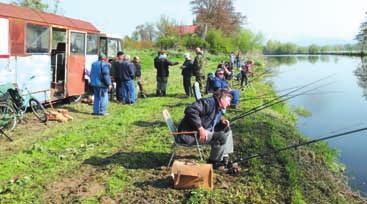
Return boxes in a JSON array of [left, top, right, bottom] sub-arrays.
[[0, 49, 365, 203]]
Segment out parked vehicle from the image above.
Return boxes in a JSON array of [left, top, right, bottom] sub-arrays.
[[0, 3, 122, 103]]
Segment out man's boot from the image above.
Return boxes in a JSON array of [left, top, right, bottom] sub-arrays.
[[162, 91, 166, 96]]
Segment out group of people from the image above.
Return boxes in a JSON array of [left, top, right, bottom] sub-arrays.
[[154, 47, 205, 97], [89, 47, 256, 173], [89, 52, 145, 115]]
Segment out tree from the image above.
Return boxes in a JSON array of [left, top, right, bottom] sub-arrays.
[[356, 12, 367, 52], [132, 23, 157, 41], [308, 44, 320, 54], [12, 0, 63, 14], [12, 0, 48, 11], [191, 0, 246, 35], [156, 15, 178, 37]]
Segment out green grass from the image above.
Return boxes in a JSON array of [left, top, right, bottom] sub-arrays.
[[0, 49, 364, 203]]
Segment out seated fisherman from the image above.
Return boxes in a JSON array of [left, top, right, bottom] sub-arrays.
[[176, 89, 235, 169], [210, 69, 240, 109]]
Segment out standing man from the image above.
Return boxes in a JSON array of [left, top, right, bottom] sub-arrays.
[[181, 53, 193, 97], [229, 52, 235, 69], [90, 54, 112, 116], [155, 52, 179, 96], [193, 47, 205, 93], [177, 89, 235, 169], [111, 51, 124, 101], [132, 56, 146, 98], [118, 55, 136, 104]]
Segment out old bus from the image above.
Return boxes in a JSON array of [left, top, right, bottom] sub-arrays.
[[0, 3, 122, 102]]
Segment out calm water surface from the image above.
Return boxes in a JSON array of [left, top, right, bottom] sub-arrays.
[[267, 55, 367, 195]]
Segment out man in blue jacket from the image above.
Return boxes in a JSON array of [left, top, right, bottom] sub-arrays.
[[90, 54, 112, 116], [117, 55, 136, 104], [211, 69, 240, 109]]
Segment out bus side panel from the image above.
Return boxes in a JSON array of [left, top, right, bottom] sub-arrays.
[[0, 18, 14, 85], [0, 58, 16, 85], [67, 55, 85, 96], [15, 55, 51, 102]]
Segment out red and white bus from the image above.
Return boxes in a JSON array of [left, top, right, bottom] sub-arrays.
[[0, 3, 122, 102]]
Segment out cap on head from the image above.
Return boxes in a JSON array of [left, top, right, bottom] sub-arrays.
[[184, 53, 191, 59], [99, 53, 107, 60], [133, 56, 140, 62], [214, 88, 232, 100], [117, 51, 124, 57]]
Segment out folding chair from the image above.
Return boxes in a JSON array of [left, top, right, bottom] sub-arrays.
[[193, 82, 202, 101], [162, 109, 203, 166]]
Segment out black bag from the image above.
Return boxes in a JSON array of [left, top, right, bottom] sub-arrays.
[[8, 89, 24, 108], [0, 92, 9, 102]]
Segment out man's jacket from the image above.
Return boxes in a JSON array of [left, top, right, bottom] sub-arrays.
[[193, 53, 204, 75], [155, 58, 178, 77], [181, 59, 193, 77], [118, 61, 135, 81], [178, 96, 222, 131], [90, 60, 112, 88]]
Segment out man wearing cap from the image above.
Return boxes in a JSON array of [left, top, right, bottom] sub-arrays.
[[132, 56, 146, 98], [90, 54, 112, 116], [111, 51, 124, 101], [193, 47, 206, 93], [181, 53, 194, 97], [155, 52, 179, 96], [211, 69, 240, 109], [177, 89, 235, 169], [118, 55, 136, 104]]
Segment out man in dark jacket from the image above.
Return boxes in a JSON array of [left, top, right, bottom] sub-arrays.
[[177, 89, 234, 168], [181, 53, 193, 97], [155, 52, 179, 96], [111, 51, 124, 101], [118, 55, 136, 104]]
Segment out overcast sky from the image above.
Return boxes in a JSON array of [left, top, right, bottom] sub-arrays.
[[1, 0, 366, 45]]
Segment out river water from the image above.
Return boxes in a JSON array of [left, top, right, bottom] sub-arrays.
[[267, 55, 367, 195]]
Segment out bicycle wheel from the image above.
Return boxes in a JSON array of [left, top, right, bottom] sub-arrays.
[[29, 98, 48, 123], [0, 102, 17, 131]]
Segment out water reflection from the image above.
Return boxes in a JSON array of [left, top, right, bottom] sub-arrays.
[[266, 55, 325, 68], [320, 55, 331, 63], [354, 57, 367, 100], [308, 55, 320, 64], [266, 56, 297, 68]]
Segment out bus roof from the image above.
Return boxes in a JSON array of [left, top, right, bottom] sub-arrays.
[[0, 3, 99, 33]]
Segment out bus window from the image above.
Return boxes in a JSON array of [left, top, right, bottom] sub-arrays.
[[87, 34, 98, 55], [26, 24, 50, 53], [107, 39, 118, 58], [70, 32, 85, 54], [52, 28, 66, 49], [99, 38, 107, 57]]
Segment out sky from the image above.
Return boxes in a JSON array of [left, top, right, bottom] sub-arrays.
[[1, 0, 366, 45]]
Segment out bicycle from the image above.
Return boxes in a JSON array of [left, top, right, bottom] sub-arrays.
[[0, 76, 48, 133]]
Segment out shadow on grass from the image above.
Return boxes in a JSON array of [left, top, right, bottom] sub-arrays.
[[83, 151, 170, 169], [133, 120, 166, 128], [165, 102, 192, 108], [61, 106, 91, 115], [134, 177, 173, 189]]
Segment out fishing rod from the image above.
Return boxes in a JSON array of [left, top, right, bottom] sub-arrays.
[[235, 127, 367, 163], [244, 91, 341, 101], [238, 74, 334, 116], [231, 81, 335, 122]]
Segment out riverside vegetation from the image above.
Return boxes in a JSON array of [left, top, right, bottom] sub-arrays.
[[0, 49, 365, 203]]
